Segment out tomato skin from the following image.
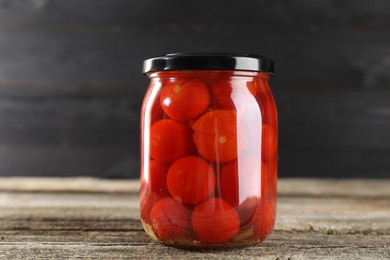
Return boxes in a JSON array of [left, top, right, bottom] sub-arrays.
[[192, 110, 247, 163], [210, 78, 252, 111], [150, 119, 194, 163], [140, 160, 169, 224], [209, 80, 235, 109], [192, 198, 240, 243], [148, 160, 169, 197], [262, 125, 277, 162], [252, 199, 276, 240], [262, 159, 277, 200], [160, 79, 210, 121], [236, 196, 258, 228], [140, 180, 152, 223], [150, 100, 165, 125], [246, 76, 269, 97], [150, 198, 192, 241], [167, 156, 216, 204]]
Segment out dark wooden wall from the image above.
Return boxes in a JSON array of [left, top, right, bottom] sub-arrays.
[[0, 0, 389, 178]]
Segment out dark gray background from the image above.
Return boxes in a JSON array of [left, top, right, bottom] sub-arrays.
[[0, 0, 389, 178]]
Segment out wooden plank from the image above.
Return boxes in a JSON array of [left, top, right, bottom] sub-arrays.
[[0, 178, 389, 259], [1, 178, 390, 198], [277, 178, 390, 198], [0, 179, 389, 235], [0, 177, 138, 193], [1, 196, 389, 235], [0, 232, 388, 260]]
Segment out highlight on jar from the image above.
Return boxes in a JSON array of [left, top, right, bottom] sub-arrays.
[[140, 53, 277, 249]]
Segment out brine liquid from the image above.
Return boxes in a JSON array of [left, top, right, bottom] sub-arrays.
[[140, 70, 277, 249]]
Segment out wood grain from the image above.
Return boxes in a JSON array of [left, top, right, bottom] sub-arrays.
[[0, 178, 389, 259], [1, 178, 390, 198]]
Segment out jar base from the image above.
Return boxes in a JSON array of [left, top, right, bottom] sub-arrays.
[[141, 220, 267, 250]]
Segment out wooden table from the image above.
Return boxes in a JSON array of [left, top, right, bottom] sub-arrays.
[[0, 178, 389, 259]]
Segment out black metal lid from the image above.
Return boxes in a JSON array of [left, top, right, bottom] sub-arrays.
[[143, 53, 275, 74]]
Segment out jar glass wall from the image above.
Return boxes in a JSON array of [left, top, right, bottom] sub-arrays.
[[140, 54, 277, 249]]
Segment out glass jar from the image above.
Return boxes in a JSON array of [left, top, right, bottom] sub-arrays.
[[140, 53, 277, 249]]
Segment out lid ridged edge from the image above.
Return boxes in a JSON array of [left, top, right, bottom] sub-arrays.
[[143, 53, 274, 74]]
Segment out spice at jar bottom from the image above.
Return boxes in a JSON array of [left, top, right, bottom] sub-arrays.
[[140, 53, 277, 249]]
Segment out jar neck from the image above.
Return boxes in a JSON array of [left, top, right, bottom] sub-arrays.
[[147, 70, 270, 81]]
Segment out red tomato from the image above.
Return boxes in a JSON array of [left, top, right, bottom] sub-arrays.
[[219, 157, 264, 207], [150, 119, 194, 163], [150, 198, 192, 241], [147, 160, 169, 197], [246, 79, 258, 97], [259, 93, 278, 127], [192, 110, 247, 163], [210, 79, 251, 111], [140, 180, 152, 223], [142, 81, 165, 125], [262, 125, 277, 162], [192, 198, 240, 243], [140, 160, 169, 223], [209, 80, 235, 109], [167, 156, 216, 204], [252, 199, 276, 241], [246, 76, 269, 97], [261, 159, 277, 200], [150, 100, 165, 125], [236, 196, 258, 228], [160, 79, 210, 121]]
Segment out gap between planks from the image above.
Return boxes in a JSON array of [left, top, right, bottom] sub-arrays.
[[0, 177, 389, 198]]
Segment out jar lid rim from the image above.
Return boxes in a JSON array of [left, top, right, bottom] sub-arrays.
[[143, 53, 275, 74]]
